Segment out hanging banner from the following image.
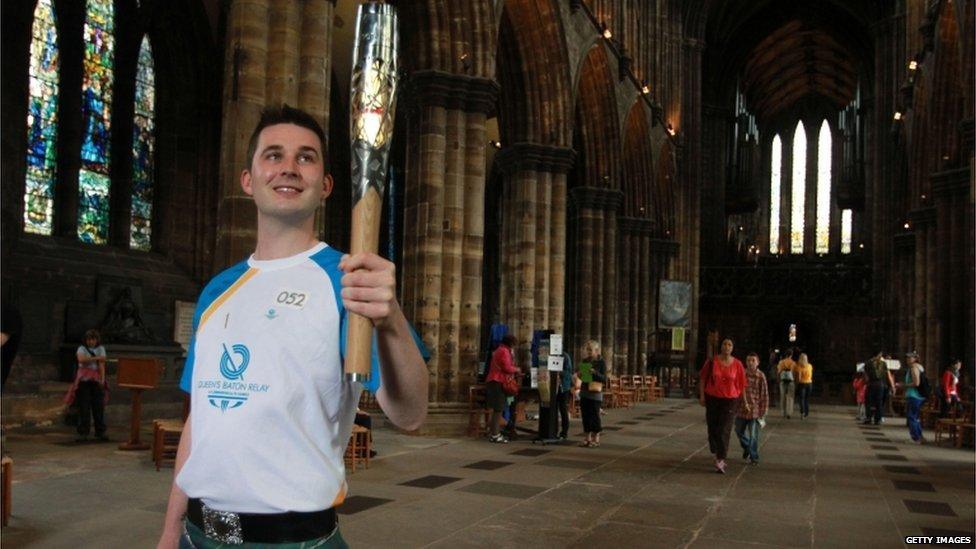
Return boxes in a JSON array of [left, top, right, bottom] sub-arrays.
[[671, 327, 686, 351], [659, 280, 692, 328]]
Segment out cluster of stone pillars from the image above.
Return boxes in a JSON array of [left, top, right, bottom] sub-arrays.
[[895, 163, 973, 376], [215, 0, 336, 268], [568, 186, 620, 364], [399, 72, 498, 404], [494, 144, 573, 368]]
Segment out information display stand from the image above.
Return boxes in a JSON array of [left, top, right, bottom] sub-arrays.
[[117, 357, 161, 451], [532, 330, 565, 445]]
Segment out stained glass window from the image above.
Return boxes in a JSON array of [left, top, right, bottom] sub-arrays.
[[130, 35, 155, 251], [769, 134, 782, 254], [25, 0, 59, 235], [78, 0, 115, 244], [816, 120, 831, 254], [790, 121, 806, 254], [841, 209, 853, 254]]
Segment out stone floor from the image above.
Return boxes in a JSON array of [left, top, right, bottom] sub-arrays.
[[2, 399, 974, 548]]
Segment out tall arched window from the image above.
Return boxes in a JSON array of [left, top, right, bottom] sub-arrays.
[[816, 120, 831, 254], [24, 0, 59, 236], [78, 0, 115, 244], [790, 121, 806, 253], [768, 134, 782, 254], [131, 36, 155, 251], [841, 209, 853, 254]]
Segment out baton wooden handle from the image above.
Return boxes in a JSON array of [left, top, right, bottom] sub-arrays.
[[345, 187, 383, 380]]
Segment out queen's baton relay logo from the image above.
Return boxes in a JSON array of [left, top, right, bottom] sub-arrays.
[[198, 343, 269, 412]]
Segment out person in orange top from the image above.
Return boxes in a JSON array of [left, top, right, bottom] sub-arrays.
[[795, 353, 814, 418], [776, 349, 798, 419], [699, 337, 746, 474]]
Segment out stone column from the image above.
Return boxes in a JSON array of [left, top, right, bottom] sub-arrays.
[[908, 208, 936, 366], [615, 222, 634, 374], [215, 0, 336, 270], [617, 217, 656, 375], [549, 172, 568, 334], [568, 187, 623, 362], [401, 71, 498, 403], [496, 144, 574, 365], [893, 233, 915, 353], [932, 167, 971, 366]]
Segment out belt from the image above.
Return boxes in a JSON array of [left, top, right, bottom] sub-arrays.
[[187, 498, 337, 544]]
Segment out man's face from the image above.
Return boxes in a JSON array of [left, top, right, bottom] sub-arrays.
[[747, 356, 759, 370], [241, 123, 333, 222]]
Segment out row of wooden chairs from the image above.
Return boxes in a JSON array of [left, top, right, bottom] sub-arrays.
[[606, 375, 663, 408]]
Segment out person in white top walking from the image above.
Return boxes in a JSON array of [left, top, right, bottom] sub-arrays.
[[157, 105, 428, 548]]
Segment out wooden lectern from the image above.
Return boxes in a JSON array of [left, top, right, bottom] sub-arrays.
[[117, 357, 161, 451]]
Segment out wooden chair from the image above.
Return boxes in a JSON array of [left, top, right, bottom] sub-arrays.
[[467, 385, 491, 437], [630, 376, 647, 402], [570, 393, 580, 418], [152, 419, 184, 471], [345, 425, 371, 473], [358, 390, 379, 412], [891, 395, 906, 416], [959, 423, 976, 448], [1, 456, 11, 527], [921, 399, 941, 428], [934, 418, 965, 446], [607, 376, 634, 408]]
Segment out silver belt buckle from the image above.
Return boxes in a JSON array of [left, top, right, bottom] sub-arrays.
[[201, 503, 244, 545]]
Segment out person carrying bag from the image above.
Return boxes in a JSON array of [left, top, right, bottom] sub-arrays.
[[576, 340, 606, 448], [776, 349, 797, 419], [485, 335, 519, 443]]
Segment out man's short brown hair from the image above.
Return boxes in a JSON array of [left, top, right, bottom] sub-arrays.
[[245, 104, 329, 174]]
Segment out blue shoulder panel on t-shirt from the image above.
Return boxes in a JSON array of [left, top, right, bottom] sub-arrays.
[[310, 246, 429, 394], [179, 260, 251, 394]]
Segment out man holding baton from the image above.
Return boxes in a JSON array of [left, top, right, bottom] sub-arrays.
[[157, 105, 428, 548]]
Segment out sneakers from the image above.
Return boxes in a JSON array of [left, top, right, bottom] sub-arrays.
[[488, 433, 509, 444], [742, 449, 750, 461], [749, 458, 759, 466], [715, 459, 726, 474]]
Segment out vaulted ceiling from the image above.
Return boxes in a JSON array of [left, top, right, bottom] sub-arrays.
[[701, 0, 887, 123], [741, 20, 858, 119]]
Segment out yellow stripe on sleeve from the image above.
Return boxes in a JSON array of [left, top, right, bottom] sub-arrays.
[[197, 268, 259, 332]]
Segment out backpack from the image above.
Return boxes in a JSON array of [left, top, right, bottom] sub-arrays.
[[865, 358, 885, 383], [916, 370, 932, 399]]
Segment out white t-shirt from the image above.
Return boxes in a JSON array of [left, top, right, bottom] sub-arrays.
[[177, 242, 394, 513], [76, 345, 105, 371]]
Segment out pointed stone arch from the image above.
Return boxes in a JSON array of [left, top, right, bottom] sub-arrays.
[[621, 101, 655, 218], [496, 0, 573, 146]]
